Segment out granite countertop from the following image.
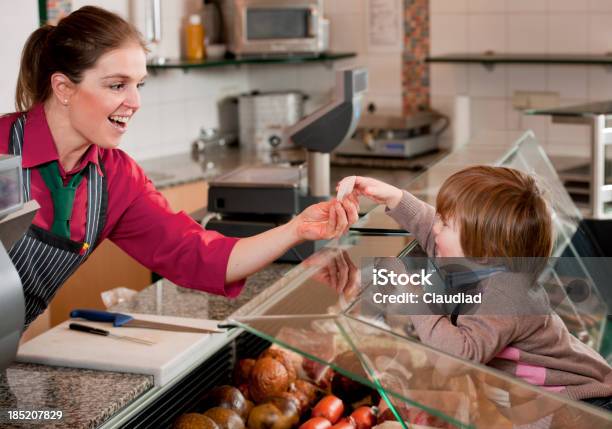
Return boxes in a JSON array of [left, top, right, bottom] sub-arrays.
[[0, 145, 440, 428], [0, 137, 595, 428], [138, 144, 446, 191], [0, 264, 293, 429]]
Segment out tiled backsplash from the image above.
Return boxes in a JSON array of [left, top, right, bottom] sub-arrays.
[[430, 0, 612, 156], [21, 1, 607, 161], [403, 0, 430, 114], [1, 1, 406, 161], [122, 0, 404, 161]]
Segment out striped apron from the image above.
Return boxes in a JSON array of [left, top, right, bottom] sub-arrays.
[[7, 114, 107, 328]]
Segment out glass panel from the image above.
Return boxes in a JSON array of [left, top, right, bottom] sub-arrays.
[[240, 235, 415, 318], [231, 314, 612, 429], [350, 205, 409, 234], [402, 144, 511, 207], [342, 317, 612, 429], [231, 131, 611, 429], [350, 144, 512, 232]]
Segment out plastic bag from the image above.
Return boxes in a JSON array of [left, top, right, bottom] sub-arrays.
[[100, 287, 138, 309]]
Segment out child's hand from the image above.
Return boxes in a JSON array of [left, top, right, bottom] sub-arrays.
[[351, 176, 404, 209]]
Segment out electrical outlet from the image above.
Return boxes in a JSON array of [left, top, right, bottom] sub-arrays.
[[512, 91, 560, 110]]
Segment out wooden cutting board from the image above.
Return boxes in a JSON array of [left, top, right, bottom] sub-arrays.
[[16, 313, 228, 386]]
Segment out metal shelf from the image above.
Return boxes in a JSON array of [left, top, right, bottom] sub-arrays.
[[427, 53, 612, 69], [147, 52, 356, 72]]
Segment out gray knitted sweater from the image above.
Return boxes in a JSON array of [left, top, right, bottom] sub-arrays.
[[386, 190, 612, 400]]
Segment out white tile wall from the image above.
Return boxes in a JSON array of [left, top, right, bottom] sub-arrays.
[[430, 64, 468, 96], [587, 68, 612, 100], [468, 65, 506, 97], [430, 14, 468, 56], [364, 54, 402, 95], [468, 0, 505, 14], [0, 0, 38, 114], [506, 65, 547, 97], [589, 0, 612, 12], [547, 66, 589, 99], [468, 14, 506, 53], [430, 0, 467, 14], [507, 15, 547, 53], [429, 95, 455, 148], [120, 0, 403, 159], [548, 13, 588, 54], [429, 1, 612, 158], [588, 14, 612, 54], [506, 0, 547, 13], [470, 98, 507, 132], [1, 1, 402, 160], [553, 0, 589, 12], [72, 0, 128, 16]]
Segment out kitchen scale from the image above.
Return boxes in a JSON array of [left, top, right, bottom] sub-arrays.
[[334, 110, 449, 159], [205, 68, 368, 262]]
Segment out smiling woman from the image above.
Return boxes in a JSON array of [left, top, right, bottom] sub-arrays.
[[16, 7, 149, 168], [0, 6, 360, 328]]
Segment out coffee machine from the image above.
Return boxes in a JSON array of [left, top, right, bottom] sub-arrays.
[[205, 68, 368, 262], [0, 155, 38, 370]]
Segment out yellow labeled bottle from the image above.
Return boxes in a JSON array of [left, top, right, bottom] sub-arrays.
[[185, 14, 205, 60]]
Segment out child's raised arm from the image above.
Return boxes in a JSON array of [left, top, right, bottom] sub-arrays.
[[351, 176, 404, 209], [348, 176, 437, 256]]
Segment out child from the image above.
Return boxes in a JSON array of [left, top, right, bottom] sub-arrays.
[[349, 166, 612, 410]]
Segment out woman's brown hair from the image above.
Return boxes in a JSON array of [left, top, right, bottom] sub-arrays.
[[436, 165, 553, 259], [15, 6, 147, 112]]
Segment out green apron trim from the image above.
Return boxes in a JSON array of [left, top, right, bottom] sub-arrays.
[[38, 161, 86, 239]]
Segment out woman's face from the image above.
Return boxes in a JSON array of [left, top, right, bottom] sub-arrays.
[[68, 43, 147, 149], [433, 214, 464, 257]]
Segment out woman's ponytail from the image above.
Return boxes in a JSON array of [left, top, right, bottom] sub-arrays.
[[15, 25, 54, 112]]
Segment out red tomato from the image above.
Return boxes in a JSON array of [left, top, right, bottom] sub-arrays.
[[312, 395, 345, 424], [330, 417, 356, 429], [300, 417, 333, 429], [350, 407, 376, 429]]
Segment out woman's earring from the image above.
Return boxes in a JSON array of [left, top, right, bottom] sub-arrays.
[[63, 99, 68, 105]]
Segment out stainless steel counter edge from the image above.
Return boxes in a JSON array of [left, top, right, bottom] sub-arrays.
[[98, 260, 315, 427], [97, 329, 244, 429]]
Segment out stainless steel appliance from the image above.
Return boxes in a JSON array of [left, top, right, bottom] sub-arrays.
[[238, 91, 306, 151], [334, 111, 449, 159], [0, 155, 38, 371], [224, 0, 328, 56]]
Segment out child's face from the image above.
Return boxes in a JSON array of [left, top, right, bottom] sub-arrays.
[[433, 214, 464, 257]]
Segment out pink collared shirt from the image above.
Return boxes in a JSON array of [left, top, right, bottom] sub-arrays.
[[0, 104, 244, 297]]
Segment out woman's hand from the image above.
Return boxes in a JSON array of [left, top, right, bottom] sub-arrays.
[[292, 195, 359, 241], [226, 195, 359, 283], [304, 249, 361, 300], [350, 176, 404, 209]]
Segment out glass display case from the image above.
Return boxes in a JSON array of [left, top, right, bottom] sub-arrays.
[[227, 132, 611, 429]]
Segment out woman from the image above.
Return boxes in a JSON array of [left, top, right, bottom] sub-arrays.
[[0, 6, 359, 327]]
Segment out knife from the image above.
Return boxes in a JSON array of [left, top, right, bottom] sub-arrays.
[[70, 309, 223, 334], [69, 323, 155, 346]]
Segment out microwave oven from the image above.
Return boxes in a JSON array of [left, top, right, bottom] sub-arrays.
[[225, 0, 328, 56]]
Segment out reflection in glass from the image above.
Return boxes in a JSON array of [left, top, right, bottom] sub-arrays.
[[231, 132, 611, 428]]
